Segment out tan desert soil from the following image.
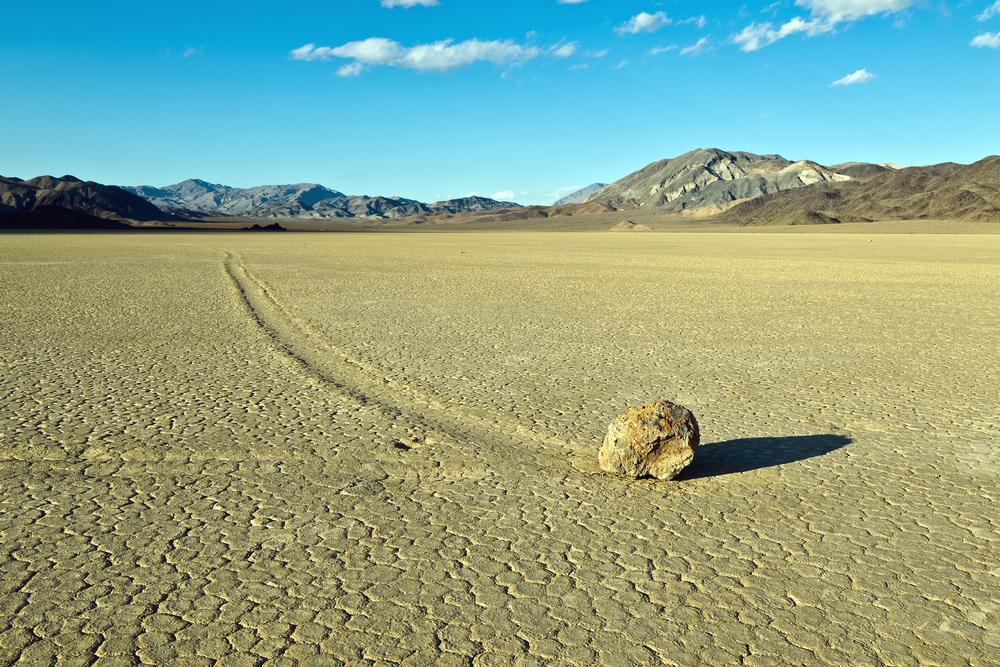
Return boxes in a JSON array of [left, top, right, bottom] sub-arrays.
[[1, 232, 997, 665]]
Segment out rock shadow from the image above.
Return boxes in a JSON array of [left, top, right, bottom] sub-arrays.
[[676, 433, 852, 480]]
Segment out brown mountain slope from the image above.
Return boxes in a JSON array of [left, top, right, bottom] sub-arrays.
[[717, 157, 1000, 225], [1, 175, 165, 229]]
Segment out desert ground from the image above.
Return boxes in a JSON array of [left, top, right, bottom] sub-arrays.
[[1, 230, 998, 665]]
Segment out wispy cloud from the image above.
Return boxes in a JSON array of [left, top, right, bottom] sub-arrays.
[[680, 36, 711, 56], [678, 15, 707, 28], [550, 41, 578, 57], [732, 19, 819, 52], [647, 45, 678, 55], [977, 1, 1000, 21], [292, 38, 539, 75], [831, 68, 875, 86], [733, 0, 914, 52], [337, 62, 364, 77], [182, 47, 200, 59], [971, 31, 1000, 47], [800, 0, 913, 23], [381, 0, 438, 7], [616, 11, 670, 34], [557, 0, 588, 4]]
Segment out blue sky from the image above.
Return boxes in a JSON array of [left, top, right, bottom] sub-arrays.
[[2, 0, 998, 204]]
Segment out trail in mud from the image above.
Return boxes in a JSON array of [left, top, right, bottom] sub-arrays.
[[217, 248, 576, 469]]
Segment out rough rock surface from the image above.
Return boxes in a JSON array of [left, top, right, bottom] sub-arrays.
[[598, 400, 700, 480], [242, 222, 286, 232]]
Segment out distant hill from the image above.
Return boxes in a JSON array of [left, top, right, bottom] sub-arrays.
[[716, 157, 1000, 224], [554, 183, 608, 205], [126, 180, 520, 219], [589, 148, 851, 215], [830, 162, 897, 181], [1, 175, 163, 229], [429, 196, 521, 215]]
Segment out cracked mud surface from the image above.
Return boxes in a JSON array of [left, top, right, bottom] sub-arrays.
[[1, 232, 997, 665]]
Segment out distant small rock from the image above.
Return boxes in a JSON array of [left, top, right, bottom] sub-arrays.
[[243, 223, 286, 232], [610, 220, 653, 232], [598, 400, 700, 480]]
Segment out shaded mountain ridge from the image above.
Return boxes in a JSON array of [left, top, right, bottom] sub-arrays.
[[1, 175, 163, 229]]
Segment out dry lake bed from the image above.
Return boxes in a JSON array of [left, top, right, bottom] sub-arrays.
[[1, 231, 997, 665]]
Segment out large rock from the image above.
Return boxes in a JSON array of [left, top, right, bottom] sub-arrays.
[[598, 400, 700, 480]]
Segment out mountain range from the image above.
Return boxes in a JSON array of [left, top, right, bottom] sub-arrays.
[[125, 180, 519, 220], [3, 148, 998, 228]]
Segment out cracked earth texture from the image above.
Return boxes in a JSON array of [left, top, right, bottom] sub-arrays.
[[0, 232, 997, 666]]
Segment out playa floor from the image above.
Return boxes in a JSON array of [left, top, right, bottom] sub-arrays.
[[1, 232, 997, 665]]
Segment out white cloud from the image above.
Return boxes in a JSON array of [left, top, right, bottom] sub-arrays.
[[404, 40, 536, 70], [978, 1, 1000, 21], [381, 0, 438, 7], [616, 11, 670, 34], [557, 0, 588, 4], [337, 62, 364, 77], [550, 42, 579, 57], [679, 15, 707, 28], [648, 45, 678, 55], [298, 38, 404, 63], [290, 43, 319, 60], [292, 38, 539, 73], [971, 31, 1000, 47], [588, 48, 609, 58], [800, 0, 913, 22], [733, 0, 914, 51], [491, 191, 516, 200], [680, 36, 711, 56], [732, 17, 820, 51], [831, 68, 875, 85], [182, 47, 200, 59]]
